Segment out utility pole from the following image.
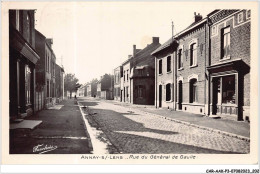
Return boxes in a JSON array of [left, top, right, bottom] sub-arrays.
[[172, 20, 177, 111]]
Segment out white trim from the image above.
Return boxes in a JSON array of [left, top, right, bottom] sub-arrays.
[[177, 76, 183, 82], [188, 38, 198, 48], [187, 74, 199, 82], [211, 10, 250, 38]]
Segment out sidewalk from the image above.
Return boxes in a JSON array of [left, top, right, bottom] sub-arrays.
[[10, 99, 92, 154], [80, 97, 250, 138]]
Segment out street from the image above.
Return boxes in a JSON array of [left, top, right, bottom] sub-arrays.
[[78, 97, 250, 154], [10, 97, 250, 154]]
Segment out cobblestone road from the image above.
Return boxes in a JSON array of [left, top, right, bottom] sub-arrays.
[[79, 98, 249, 154]]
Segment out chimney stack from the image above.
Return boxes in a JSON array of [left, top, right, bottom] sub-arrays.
[[46, 38, 53, 48], [152, 37, 159, 44], [133, 45, 137, 57], [194, 12, 203, 23]]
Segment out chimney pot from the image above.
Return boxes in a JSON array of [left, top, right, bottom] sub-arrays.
[[152, 37, 159, 44]]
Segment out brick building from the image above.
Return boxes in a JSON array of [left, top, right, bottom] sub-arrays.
[[130, 37, 161, 105], [97, 74, 114, 100], [113, 66, 122, 101], [55, 64, 65, 103], [9, 10, 40, 120], [35, 30, 56, 109], [175, 13, 209, 114], [153, 13, 208, 114], [121, 57, 131, 103], [207, 10, 251, 121], [86, 82, 97, 97]]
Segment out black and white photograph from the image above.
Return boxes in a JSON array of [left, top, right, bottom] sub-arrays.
[[1, 1, 259, 173]]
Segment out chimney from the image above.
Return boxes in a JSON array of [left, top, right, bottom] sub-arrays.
[[46, 38, 53, 48], [194, 12, 202, 23], [128, 55, 132, 59], [152, 37, 159, 44], [133, 45, 136, 57]]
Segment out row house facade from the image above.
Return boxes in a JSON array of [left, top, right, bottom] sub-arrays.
[[77, 84, 86, 97], [207, 9, 251, 121], [35, 30, 57, 109], [113, 66, 122, 101], [115, 37, 160, 105], [86, 82, 97, 97], [130, 37, 161, 105], [121, 57, 131, 103], [9, 10, 40, 120], [152, 10, 250, 121], [55, 64, 65, 103], [97, 74, 114, 100]]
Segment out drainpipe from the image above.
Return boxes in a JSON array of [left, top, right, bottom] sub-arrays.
[[155, 56, 157, 108], [206, 16, 211, 116], [204, 22, 207, 115]]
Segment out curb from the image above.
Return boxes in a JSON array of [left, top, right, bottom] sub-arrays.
[[76, 101, 94, 153], [123, 106, 250, 142]]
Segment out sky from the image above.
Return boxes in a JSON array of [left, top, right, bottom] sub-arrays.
[[33, 2, 216, 84]]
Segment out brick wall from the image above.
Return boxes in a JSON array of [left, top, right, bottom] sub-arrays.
[[176, 22, 208, 114]]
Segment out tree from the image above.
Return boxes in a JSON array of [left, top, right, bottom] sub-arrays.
[[64, 73, 81, 98]]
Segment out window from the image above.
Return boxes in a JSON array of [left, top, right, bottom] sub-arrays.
[[167, 56, 171, 72], [166, 83, 171, 101], [126, 87, 129, 98], [124, 71, 125, 81], [189, 79, 197, 103], [137, 85, 145, 98], [127, 70, 129, 81], [190, 43, 197, 66], [15, 10, 19, 31], [178, 49, 183, 69], [25, 65, 31, 104], [26, 13, 31, 43], [158, 59, 162, 74], [221, 27, 230, 59], [212, 26, 217, 36], [222, 75, 235, 104], [138, 69, 144, 75], [238, 12, 243, 24]]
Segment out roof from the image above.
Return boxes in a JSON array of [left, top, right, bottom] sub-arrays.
[[133, 42, 161, 67], [152, 17, 207, 56], [151, 37, 175, 55]]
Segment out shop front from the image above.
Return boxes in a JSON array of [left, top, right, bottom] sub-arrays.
[[207, 59, 249, 121]]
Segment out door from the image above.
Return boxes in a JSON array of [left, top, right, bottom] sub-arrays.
[[159, 85, 162, 107], [178, 81, 183, 110], [212, 77, 220, 115], [120, 90, 123, 102]]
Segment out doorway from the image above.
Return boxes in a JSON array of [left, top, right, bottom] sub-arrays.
[[159, 85, 162, 107], [212, 77, 221, 115], [178, 81, 183, 110]]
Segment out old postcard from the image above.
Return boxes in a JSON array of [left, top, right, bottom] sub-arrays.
[[1, 1, 258, 171]]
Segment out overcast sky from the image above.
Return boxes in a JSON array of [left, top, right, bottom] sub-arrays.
[[33, 2, 216, 84]]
